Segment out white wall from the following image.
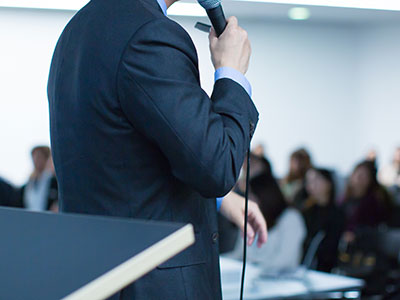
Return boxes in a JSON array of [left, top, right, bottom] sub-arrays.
[[0, 7, 399, 185], [0, 8, 74, 184], [356, 24, 400, 168], [161, 17, 390, 176]]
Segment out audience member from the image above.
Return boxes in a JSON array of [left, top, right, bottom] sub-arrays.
[[365, 148, 378, 166], [340, 161, 392, 243], [281, 148, 312, 204], [300, 168, 345, 272], [235, 151, 268, 197], [21, 146, 58, 212], [227, 154, 306, 273], [0, 176, 20, 207], [252, 143, 265, 158], [2, 143, 398, 280], [378, 146, 400, 204]]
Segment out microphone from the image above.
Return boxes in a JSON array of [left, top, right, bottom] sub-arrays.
[[198, 0, 227, 37]]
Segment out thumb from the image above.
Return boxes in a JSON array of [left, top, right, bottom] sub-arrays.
[[226, 16, 238, 28]]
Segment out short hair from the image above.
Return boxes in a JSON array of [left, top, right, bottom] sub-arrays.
[[31, 145, 51, 160]]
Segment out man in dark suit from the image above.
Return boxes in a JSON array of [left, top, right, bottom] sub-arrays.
[[48, 0, 266, 298]]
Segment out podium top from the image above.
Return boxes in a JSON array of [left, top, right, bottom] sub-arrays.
[[0, 207, 194, 300]]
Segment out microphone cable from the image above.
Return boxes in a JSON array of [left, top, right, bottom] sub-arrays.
[[240, 146, 251, 300]]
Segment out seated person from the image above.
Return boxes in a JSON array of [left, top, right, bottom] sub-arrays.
[[226, 154, 306, 273], [300, 168, 345, 272], [340, 160, 392, 243], [21, 146, 58, 212], [378, 146, 400, 205], [0, 176, 20, 207], [280, 148, 312, 204]]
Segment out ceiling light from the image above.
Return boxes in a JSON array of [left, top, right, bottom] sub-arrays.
[[288, 7, 310, 20]]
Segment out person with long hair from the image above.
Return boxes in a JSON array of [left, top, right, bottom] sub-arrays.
[[378, 146, 400, 204], [301, 168, 345, 272], [281, 148, 312, 203], [341, 160, 392, 243], [227, 154, 306, 272]]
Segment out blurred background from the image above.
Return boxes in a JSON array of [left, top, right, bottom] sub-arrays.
[[0, 0, 399, 184], [0, 0, 399, 299]]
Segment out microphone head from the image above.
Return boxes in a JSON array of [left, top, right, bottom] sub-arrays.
[[198, 0, 221, 10]]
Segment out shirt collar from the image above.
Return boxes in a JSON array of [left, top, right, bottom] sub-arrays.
[[156, 0, 167, 16]]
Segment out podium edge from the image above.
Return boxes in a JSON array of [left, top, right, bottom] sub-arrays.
[[61, 223, 195, 300]]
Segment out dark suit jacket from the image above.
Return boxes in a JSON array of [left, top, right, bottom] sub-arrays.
[[0, 177, 20, 208], [47, 0, 258, 298]]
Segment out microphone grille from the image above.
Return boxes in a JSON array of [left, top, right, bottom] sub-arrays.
[[198, 0, 221, 10]]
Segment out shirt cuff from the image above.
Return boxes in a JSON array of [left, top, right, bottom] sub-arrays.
[[214, 67, 252, 97], [216, 197, 223, 211]]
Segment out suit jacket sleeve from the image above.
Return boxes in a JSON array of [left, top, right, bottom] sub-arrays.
[[117, 18, 259, 198]]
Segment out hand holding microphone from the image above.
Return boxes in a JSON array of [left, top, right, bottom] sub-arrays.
[[197, 3, 255, 300], [196, 0, 251, 74], [198, 0, 227, 36], [209, 16, 251, 75]]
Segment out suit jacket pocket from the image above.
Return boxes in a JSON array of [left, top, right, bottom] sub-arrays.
[[157, 232, 206, 269]]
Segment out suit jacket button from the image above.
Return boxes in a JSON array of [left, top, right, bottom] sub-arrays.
[[212, 232, 219, 244]]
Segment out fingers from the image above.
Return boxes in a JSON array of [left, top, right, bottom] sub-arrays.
[[247, 201, 268, 248], [246, 223, 256, 246], [257, 223, 268, 248], [208, 14, 250, 73], [248, 211, 267, 247], [238, 213, 255, 246], [210, 16, 237, 41], [226, 16, 238, 28], [220, 192, 266, 247]]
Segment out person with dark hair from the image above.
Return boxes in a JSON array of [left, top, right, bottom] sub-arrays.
[[365, 148, 378, 165], [228, 154, 306, 272], [252, 143, 265, 158], [21, 146, 58, 211], [379, 146, 400, 204], [281, 148, 312, 203], [300, 168, 345, 272], [341, 160, 392, 243]]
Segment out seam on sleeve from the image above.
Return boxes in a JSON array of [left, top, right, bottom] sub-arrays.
[[122, 62, 225, 192], [115, 17, 164, 121]]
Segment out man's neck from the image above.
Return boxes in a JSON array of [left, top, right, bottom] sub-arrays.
[[165, 0, 178, 9]]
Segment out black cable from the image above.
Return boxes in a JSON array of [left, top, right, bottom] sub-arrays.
[[240, 149, 251, 300]]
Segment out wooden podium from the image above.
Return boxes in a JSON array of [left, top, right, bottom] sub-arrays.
[[0, 207, 194, 300]]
